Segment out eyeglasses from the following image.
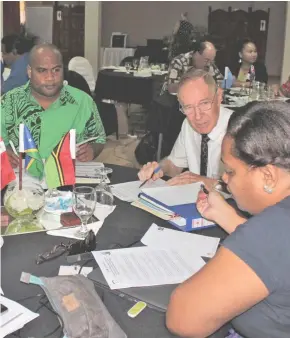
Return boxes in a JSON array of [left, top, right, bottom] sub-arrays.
[[35, 230, 96, 264], [179, 89, 218, 116]]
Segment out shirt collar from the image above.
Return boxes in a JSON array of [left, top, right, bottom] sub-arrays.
[[208, 106, 233, 141]]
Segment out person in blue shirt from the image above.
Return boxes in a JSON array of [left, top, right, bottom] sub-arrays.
[[1, 34, 35, 94]]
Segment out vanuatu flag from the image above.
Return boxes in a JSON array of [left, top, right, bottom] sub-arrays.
[[0, 137, 16, 189], [45, 132, 76, 189], [19, 124, 44, 179]]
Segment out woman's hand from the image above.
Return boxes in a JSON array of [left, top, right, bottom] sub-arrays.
[[196, 190, 227, 223], [196, 190, 247, 234]]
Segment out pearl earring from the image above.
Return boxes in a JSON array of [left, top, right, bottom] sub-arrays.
[[239, 58, 242, 63], [263, 185, 273, 194]]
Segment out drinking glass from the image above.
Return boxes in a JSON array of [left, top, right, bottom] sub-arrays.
[[125, 62, 131, 73], [239, 83, 248, 96], [266, 85, 275, 101], [73, 186, 96, 239], [133, 58, 139, 70], [95, 188, 114, 206], [160, 63, 166, 71], [95, 167, 113, 193]]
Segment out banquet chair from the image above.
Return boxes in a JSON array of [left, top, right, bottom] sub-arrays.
[[68, 56, 95, 93], [95, 99, 119, 139], [64, 69, 92, 97], [65, 68, 118, 139]]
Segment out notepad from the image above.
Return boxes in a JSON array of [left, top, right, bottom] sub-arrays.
[[141, 182, 202, 206]]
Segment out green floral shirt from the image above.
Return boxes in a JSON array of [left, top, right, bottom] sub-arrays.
[[1, 82, 106, 158]]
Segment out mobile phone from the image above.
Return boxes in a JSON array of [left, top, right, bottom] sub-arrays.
[[0, 303, 8, 314], [60, 212, 81, 227]]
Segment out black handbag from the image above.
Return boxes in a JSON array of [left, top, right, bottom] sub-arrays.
[[135, 132, 158, 165]]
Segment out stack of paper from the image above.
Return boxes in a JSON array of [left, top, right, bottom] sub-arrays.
[[0, 295, 39, 337], [75, 162, 110, 184], [111, 179, 166, 202]]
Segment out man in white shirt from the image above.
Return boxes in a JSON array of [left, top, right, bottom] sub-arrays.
[[138, 68, 232, 186]]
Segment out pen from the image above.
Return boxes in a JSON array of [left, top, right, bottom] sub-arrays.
[[139, 166, 161, 188], [9, 140, 18, 155]]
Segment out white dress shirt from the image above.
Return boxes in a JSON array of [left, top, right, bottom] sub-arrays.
[[167, 106, 233, 177]]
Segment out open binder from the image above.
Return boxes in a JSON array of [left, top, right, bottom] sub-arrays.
[[132, 183, 215, 232]]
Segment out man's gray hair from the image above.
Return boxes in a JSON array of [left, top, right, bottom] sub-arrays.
[[178, 68, 217, 93]]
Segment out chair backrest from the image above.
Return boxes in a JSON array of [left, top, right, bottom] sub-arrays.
[[64, 69, 92, 97], [68, 56, 95, 92]]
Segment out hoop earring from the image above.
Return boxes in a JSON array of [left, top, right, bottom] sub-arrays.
[[263, 185, 273, 194]]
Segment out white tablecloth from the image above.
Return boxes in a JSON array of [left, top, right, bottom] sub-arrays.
[[101, 47, 135, 67]]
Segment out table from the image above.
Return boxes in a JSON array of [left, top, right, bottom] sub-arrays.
[[1, 164, 228, 338], [101, 48, 136, 68], [95, 69, 162, 106]]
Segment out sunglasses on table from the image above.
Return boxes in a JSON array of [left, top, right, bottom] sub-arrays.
[[35, 230, 96, 265]]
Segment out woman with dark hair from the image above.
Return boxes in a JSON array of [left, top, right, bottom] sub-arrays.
[[166, 101, 290, 338], [231, 38, 268, 87]]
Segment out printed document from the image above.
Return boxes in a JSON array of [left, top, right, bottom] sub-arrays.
[[141, 223, 220, 258], [92, 246, 205, 289]]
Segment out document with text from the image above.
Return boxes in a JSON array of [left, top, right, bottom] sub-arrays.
[[92, 246, 205, 289]]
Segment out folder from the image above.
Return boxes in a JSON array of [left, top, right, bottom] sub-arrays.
[[132, 183, 216, 232]]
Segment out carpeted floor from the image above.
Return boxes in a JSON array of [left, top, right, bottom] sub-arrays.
[[97, 135, 141, 169]]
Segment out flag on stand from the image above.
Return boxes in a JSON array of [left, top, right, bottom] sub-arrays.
[[0, 137, 16, 190], [19, 124, 44, 179], [45, 130, 76, 189]]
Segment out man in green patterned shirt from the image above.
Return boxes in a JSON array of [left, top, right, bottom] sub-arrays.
[[1, 44, 106, 168]]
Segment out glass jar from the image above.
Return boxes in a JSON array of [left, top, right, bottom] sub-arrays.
[[4, 181, 45, 235]]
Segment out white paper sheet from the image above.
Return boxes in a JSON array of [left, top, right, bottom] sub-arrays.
[[47, 220, 103, 239], [0, 296, 39, 337], [141, 223, 220, 258], [141, 182, 202, 206], [58, 265, 93, 277], [111, 179, 166, 202], [92, 246, 205, 289]]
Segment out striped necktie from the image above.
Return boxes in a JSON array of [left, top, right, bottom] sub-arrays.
[[200, 134, 210, 176]]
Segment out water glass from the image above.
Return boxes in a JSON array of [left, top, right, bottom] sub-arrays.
[[95, 167, 113, 193], [266, 86, 275, 101], [125, 62, 131, 73], [160, 63, 166, 71], [239, 84, 248, 96], [133, 58, 139, 70], [73, 186, 96, 239]]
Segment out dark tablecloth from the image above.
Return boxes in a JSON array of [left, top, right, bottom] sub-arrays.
[[94, 70, 163, 106], [1, 164, 229, 338]]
